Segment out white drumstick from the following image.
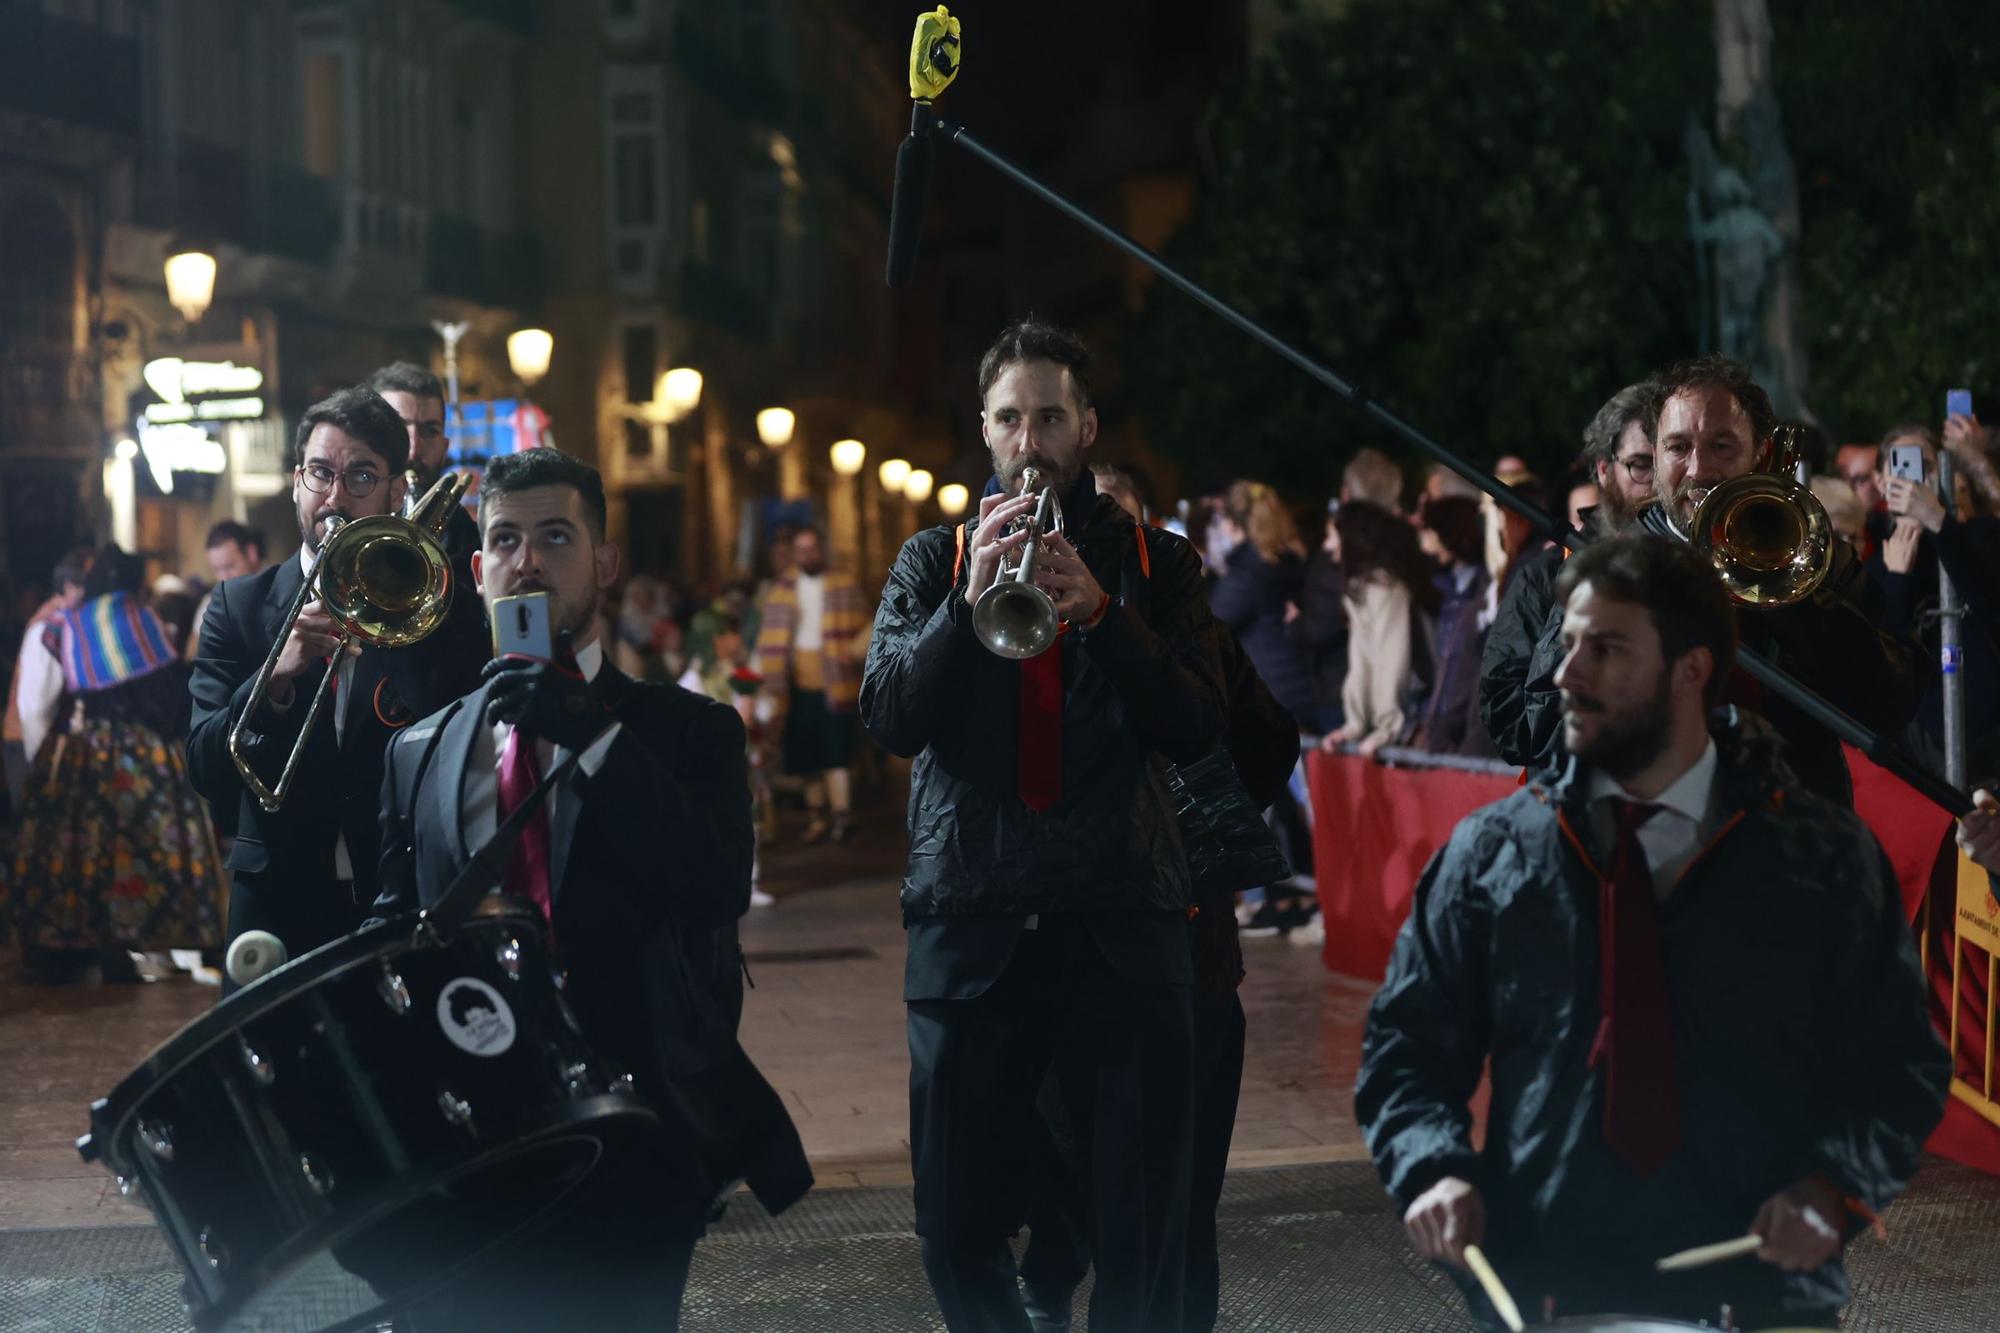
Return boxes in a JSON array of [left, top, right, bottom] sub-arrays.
[[1654, 1233, 1763, 1272], [1462, 1244, 1524, 1333], [225, 931, 289, 987]]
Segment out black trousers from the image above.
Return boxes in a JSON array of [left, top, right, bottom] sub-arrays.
[[908, 918, 1196, 1333], [1020, 984, 1246, 1333]]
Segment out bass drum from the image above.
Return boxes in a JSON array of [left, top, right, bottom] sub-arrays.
[[79, 906, 658, 1331]]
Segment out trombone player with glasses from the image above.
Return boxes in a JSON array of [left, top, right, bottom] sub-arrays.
[[188, 387, 487, 984]]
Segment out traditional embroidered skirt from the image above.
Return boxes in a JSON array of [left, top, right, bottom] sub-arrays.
[[5, 717, 226, 952]]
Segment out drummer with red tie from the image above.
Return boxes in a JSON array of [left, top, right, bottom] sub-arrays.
[[372, 448, 808, 1330], [1356, 533, 1948, 1330]]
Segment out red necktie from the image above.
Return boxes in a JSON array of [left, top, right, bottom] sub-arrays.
[[497, 726, 555, 928], [1016, 631, 1066, 812], [1599, 799, 1682, 1177]]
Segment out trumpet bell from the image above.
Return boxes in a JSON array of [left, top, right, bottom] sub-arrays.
[[317, 514, 453, 646], [1689, 473, 1834, 607], [973, 581, 1060, 659]]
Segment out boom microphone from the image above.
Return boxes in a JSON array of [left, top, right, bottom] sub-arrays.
[[886, 103, 935, 288]]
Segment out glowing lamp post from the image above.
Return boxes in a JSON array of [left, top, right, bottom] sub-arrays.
[[937, 482, 970, 516], [903, 469, 934, 504], [164, 248, 217, 324], [507, 328, 554, 386], [756, 407, 796, 447], [878, 458, 912, 494], [659, 367, 704, 422]]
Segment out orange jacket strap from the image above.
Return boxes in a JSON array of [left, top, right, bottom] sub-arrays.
[[1135, 524, 1152, 578], [952, 522, 967, 584]]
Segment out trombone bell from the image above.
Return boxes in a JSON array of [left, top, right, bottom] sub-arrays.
[[1688, 473, 1834, 607]]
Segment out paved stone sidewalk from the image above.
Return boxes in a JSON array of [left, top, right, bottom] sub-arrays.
[[3, 1159, 1998, 1331]]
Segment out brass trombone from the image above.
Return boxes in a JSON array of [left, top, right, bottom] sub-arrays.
[[228, 471, 472, 811], [1667, 425, 1834, 607], [972, 466, 1063, 658]]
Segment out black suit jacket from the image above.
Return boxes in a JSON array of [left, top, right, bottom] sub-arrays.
[[186, 550, 487, 949], [372, 663, 812, 1217]]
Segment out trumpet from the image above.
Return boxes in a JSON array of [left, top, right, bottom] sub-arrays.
[[227, 471, 472, 811], [1667, 426, 1833, 607], [972, 466, 1063, 659]]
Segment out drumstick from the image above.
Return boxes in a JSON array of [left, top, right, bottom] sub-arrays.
[[1462, 1244, 1524, 1333], [1654, 1234, 1763, 1272]]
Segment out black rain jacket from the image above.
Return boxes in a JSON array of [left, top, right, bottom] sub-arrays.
[[1356, 712, 1948, 1324], [861, 477, 1228, 919]]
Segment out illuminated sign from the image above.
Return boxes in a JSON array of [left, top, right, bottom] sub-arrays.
[[143, 397, 265, 424], [142, 357, 264, 404], [135, 422, 227, 495]]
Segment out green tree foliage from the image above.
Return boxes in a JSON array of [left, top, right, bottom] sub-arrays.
[[1772, 0, 2000, 438], [1127, 1, 1709, 502]]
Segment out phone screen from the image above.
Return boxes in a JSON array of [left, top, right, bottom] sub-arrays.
[[1947, 389, 1974, 420], [491, 592, 554, 661]]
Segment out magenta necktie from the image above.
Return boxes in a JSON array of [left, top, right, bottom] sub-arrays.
[[497, 726, 554, 929], [1600, 799, 1682, 1177]]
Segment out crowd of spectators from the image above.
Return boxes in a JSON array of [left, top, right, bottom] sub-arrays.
[[1175, 364, 2000, 938]]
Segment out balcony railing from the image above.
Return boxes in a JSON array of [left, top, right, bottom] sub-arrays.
[[0, 7, 141, 138]]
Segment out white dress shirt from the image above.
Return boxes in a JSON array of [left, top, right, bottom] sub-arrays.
[[461, 639, 623, 856], [793, 571, 826, 651], [14, 622, 64, 758], [1586, 738, 1720, 901]]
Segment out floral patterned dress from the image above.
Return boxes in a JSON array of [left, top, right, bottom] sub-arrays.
[[4, 599, 225, 952]]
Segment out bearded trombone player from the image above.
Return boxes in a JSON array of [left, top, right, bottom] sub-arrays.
[[861, 318, 1229, 1332]]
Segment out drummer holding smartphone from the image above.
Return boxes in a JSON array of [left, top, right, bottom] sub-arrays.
[[1357, 533, 1947, 1330], [372, 448, 808, 1330]]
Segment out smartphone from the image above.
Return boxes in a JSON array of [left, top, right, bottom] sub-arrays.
[[491, 591, 553, 661], [1947, 388, 1974, 420], [1887, 444, 1926, 484]]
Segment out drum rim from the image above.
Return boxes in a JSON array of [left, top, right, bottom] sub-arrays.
[[87, 911, 541, 1166], [182, 1097, 660, 1330]]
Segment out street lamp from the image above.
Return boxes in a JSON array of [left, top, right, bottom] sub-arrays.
[[937, 482, 970, 516], [756, 407, 796, 447], [829, 438, 867, 476], [904, 469, 935, 503], [878, 458, 912, 494], [164, 248, 217, 324], [660, 367, 704, 421], [507, 328, 554, 386]]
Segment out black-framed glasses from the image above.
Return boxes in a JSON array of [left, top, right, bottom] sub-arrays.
[[1613, 456, 1655, 481], [298, 461, 384, 496]]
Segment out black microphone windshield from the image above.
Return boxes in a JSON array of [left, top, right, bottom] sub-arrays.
[[885, 117, 934, 289]]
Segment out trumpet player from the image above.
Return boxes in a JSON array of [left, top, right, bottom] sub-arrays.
[[187, 387, 487, 978], [861, 318, 1229, 1333]]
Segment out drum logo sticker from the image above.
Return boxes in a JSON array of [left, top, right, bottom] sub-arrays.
[[437, 978, 516, 1056]]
